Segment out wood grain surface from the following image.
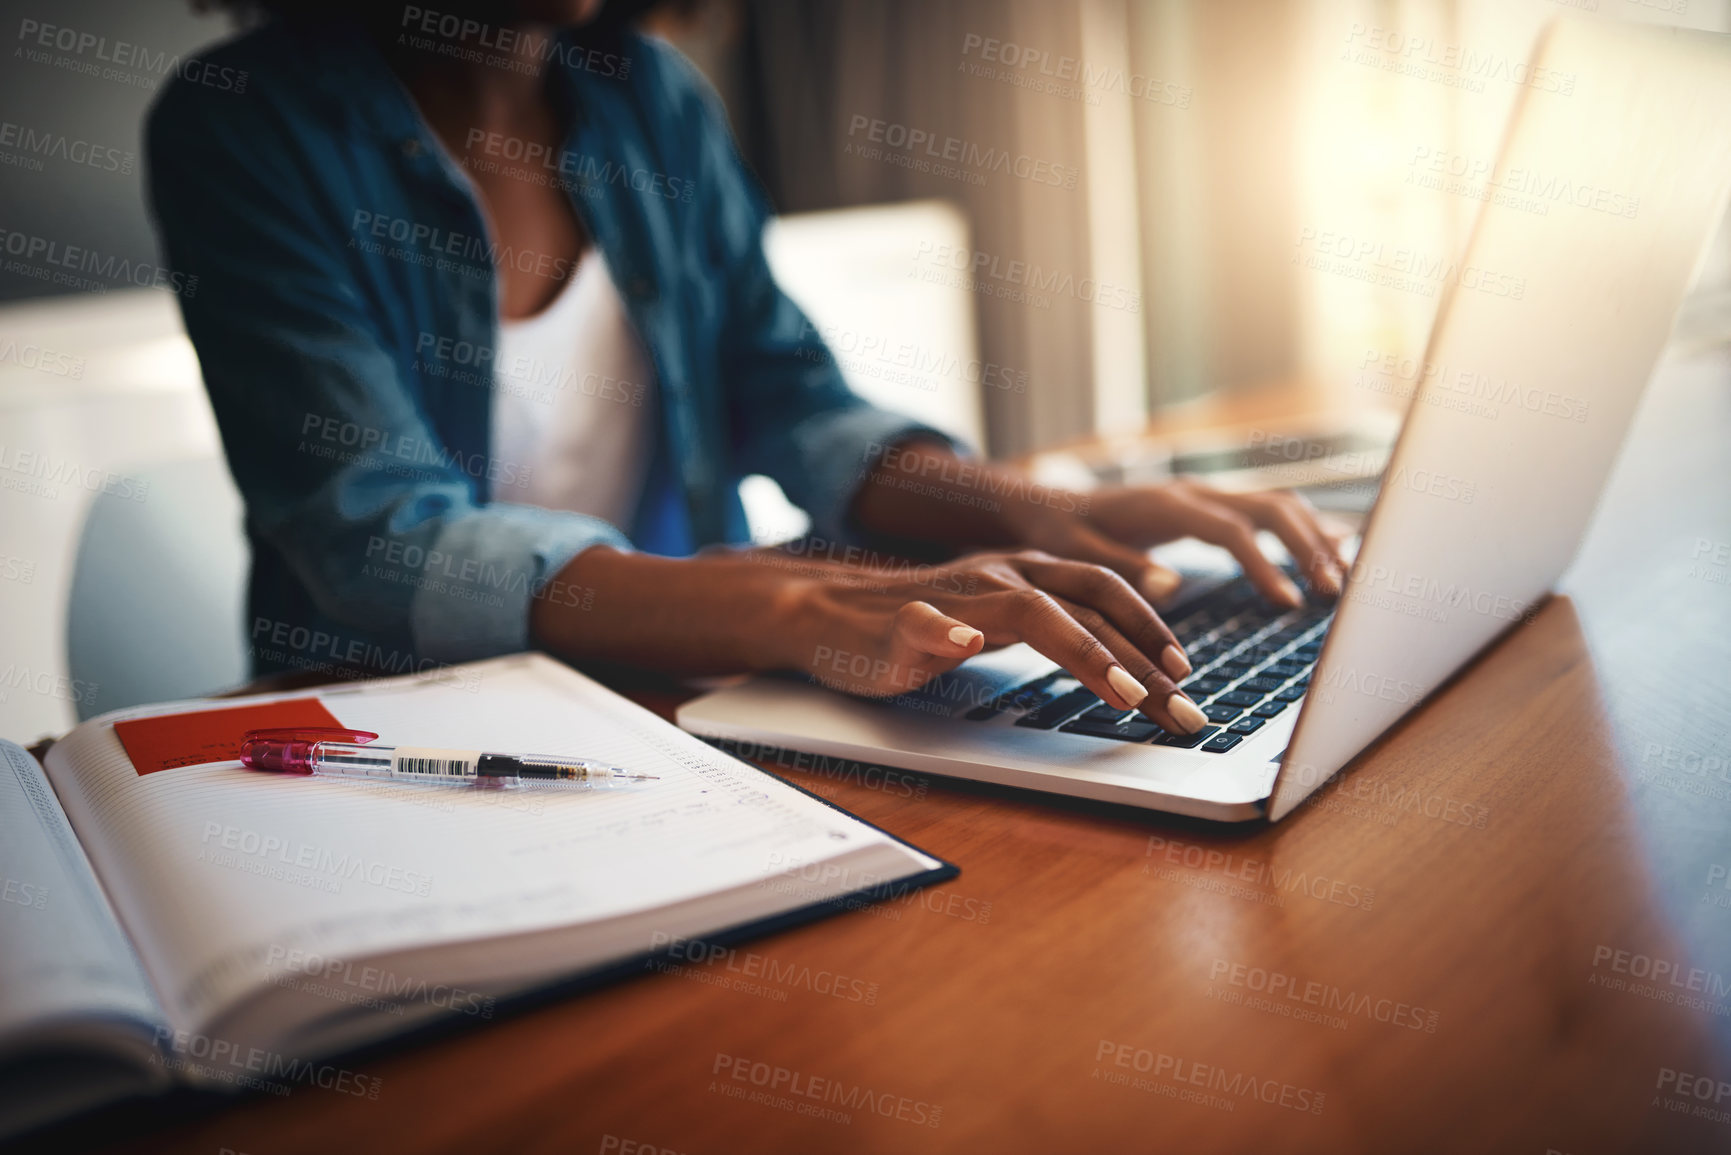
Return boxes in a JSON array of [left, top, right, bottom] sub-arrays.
[[28, 350, 1731, 1155]]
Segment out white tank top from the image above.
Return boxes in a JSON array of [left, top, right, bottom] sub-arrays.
[[489, 249, 658, 529]]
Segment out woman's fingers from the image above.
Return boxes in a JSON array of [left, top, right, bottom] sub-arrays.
[[1034, 519, 1183, 605], [802, 601, 981, 699], [1162, 491, 1304, 609], [1054, 597, 1206, 733], [965, 589, 1154, 712], [1318, 516, 1355, 565], [961, 588, 1198, 731], [800, 565, 1215, 731], [1223, 491, 1343, 597], [837, 601, 981, 696], [1014, 554, 1190, 680], [890, 600, 983, 660], [1170, 481, 1350, 595], [881, 572, 1205, 729]]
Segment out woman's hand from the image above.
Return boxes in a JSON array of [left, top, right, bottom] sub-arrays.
[[851, 441, 1352, 611], [535, 546, 1211, 734], [537, 450, 1348, 736], [1022, 479, 1354, 610], [779, 549, 1207, 733]]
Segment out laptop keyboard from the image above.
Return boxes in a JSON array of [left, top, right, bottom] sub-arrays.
[[959, 575, 1334, 754]]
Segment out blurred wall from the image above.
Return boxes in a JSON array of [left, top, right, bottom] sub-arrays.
[[737, 0, 1103, 457], [735, 0, 1731, 458], [7, 0, 1731, 430], [0, 0, 231, 302]]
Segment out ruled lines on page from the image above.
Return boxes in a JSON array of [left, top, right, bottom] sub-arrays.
[[44, 657, 911, 1030]]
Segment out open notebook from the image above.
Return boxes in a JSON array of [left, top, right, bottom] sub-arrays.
[[0, 654, 950, 1139]]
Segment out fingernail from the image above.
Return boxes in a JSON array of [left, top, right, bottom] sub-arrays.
[[1167, 693, 1208, 734], [1314, 566, 1341, 597], [1106, 665, 1148, 708], [1160, 644, 1191, 680], [1277, 576, 1304, 607], [1140, 568, 1181, 603], [948, 625, 983, 648]]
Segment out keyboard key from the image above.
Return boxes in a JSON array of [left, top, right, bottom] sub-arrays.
[[1253, 700, 1288, 718], [1203, 703, 1243, 723], [965, 672, 1063, 720], [1201, 732, 1243, 753], [1113, 719, 1163, 742], [1184, 676, 1230, 696], [1238, 677, 1286, 694], [1215, 690, 1263, 707], [1061, 717, 1162, 742], [1078, 703, 1133, 724], [1154, 726, 1219, 749], [1016, 687, 1101, 729], [1274, 686, 1308, 702], [1228, 717, 1265, 735]]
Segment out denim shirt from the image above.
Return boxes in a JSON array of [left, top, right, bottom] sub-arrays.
[[146, 20, 948, 676]]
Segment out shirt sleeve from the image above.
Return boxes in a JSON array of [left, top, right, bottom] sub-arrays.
[[648, 39, 970, 542], [146, 74, 629, 665]]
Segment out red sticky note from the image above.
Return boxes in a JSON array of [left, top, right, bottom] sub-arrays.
[[114, 699, 344, 776]]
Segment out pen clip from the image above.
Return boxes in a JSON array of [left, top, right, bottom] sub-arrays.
[[240, 727, 379, 773]]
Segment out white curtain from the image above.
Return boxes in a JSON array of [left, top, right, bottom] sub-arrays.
[[712, 0, 1731, 455]]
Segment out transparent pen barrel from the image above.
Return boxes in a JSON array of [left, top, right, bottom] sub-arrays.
[[312, 742, 398, 779]]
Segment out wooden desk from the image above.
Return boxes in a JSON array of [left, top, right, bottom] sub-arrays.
[[44, 350, 1731, 1155]]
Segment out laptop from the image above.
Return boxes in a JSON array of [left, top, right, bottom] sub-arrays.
[[678, 18, 1731, 822]]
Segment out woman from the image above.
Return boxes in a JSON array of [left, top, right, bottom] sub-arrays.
[[150, 0, 1347, 737]]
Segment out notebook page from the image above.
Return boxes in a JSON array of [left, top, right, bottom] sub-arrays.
[[43, 656, 935, 1037], [0, 740, 162, 1047]]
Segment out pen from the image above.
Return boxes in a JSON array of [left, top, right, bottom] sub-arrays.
[[239, 727, 658, 787]]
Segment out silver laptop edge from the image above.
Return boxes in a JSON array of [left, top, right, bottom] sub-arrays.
[[1270, 19, 1731, 819], [680, 19, 1731, 823]]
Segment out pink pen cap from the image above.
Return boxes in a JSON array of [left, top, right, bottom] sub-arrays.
[[240, 727, 380, 774]]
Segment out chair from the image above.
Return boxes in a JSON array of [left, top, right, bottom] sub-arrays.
[[65, 456, 249, 721]]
